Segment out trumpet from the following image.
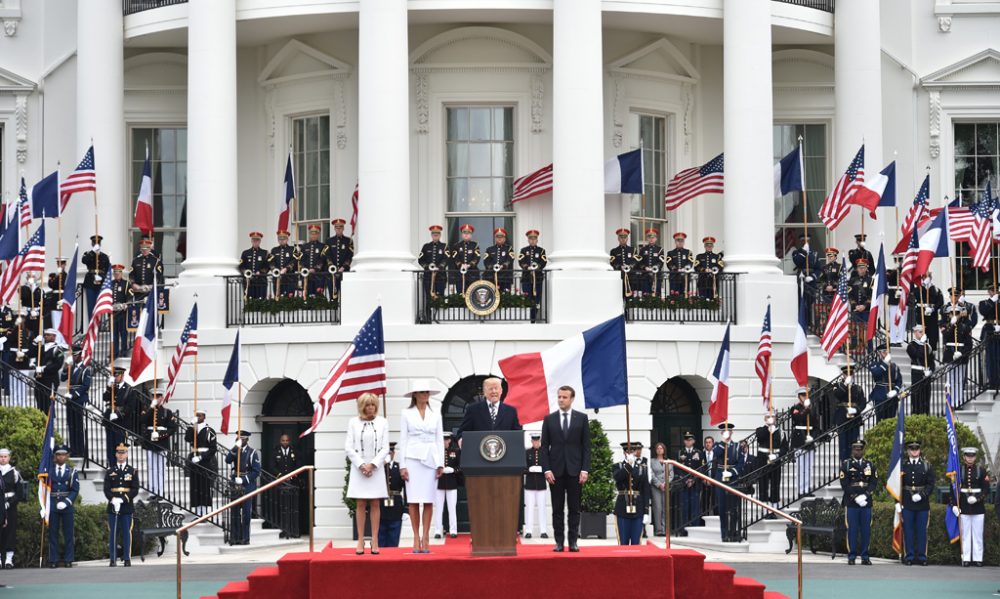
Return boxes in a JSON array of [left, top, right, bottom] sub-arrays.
[[328, 264, 337, 274], [648, 265, 660, 274], [428, 263, 439, 272], [460, 264, 469, 275], [684, 265, 695, 274], [243, 269, 253, 279], [529, 262, 539, 271], [711, 267, 720, 275], [493, 263, 503, 272], [299, 267, 310, 278], [622, 264, 632, 274], [270, 268, 281, 278]]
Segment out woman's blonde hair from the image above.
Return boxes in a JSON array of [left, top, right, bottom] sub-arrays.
[[357, 392, 380, 418]]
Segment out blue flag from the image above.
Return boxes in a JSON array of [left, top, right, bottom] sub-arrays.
[[37, 408, 56, 524], [30, 171, 60, 219], [774, 145, 804, 197], [604, 149, 643, 194], [944, 394, 962, 544]]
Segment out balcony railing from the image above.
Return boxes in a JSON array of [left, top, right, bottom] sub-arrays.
[[623, 272, 739, 324], [775, 0, 835, 12], [414, 269, 548, 324], [224, 275, 340, 327]]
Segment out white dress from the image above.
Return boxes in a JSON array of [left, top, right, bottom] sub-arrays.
[[345, 416, 389, 499], [397, 404, 444, 504]]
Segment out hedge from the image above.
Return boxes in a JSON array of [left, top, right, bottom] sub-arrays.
[[866, 502, 1000, 565]]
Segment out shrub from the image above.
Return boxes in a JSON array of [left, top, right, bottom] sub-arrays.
[[866, 502, 999, 565], [0, 407, 57, 476], [14, 502, 123, 567], [581, 420, 615, 514]]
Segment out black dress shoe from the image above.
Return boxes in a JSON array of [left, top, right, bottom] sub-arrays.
[[109, 560, 116, 567], [903, 559, 912, 566], [63, 562, 72, 568], [3, 563, 12, 569], [49, 563, 58, 569], [524, 533, 532, 539], [918, 561, 928, 566], [963, 561, 971, 567], [123, 560, 131, 567], [861, 559, 872, 566], [848, 558, 856, 565], [974, 562, 983, 567], [553, 545, 564, 552], [569, 545, 579, 552], [434, 534, 441, 540], [540, 533, 548, 539], [450, 534, 457, 539]]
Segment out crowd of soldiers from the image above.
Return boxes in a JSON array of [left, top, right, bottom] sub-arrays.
[[240, 219, 353, 300], [610, 229, 725, 299]]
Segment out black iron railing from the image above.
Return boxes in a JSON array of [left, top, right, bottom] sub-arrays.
[[774, 0, 835, 12], [623, 272, 738, 324], [414, 269, 548, 323], [225, 276, 340, 328], [123, 0, 187, 15]]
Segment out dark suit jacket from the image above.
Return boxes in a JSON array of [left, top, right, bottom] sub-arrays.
[[457, 400, 522, 438], [539, 410, 591, 477]]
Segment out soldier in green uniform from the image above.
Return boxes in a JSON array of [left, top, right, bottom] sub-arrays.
[[518, 230, 547, 323], [609, 228, 636, 298], [104, 443, 139, 567], [483, 228, 515, 293], [81, 235, 110, 319], [900, 440, 934, 566], [613, 441, 650, 545], [417, 225, 448, 305], [449, 223, 480, 294], [268, 230, 298, 298], [636, 229, 665, 297], [839, 440, 875, 565], [666, 232, 693, 296], [299, 224, 329, 298], [695, 236, 725, 299], [325, 218, 354, 297], [239, 232, 269, 300], [128, 239, 162, 302]]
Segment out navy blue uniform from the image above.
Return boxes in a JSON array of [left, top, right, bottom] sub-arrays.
[[712, 442, 740, 542], [666, 247, 693, 296], [906, 339, 935, 415], [62, 365, 92, 457], [483, 243, 515, 293], [417, 241, 449, 301], [226, 444, 261, 544], [839, 456, 875, 561], [81, 249, 111, 319], [979, 297, 999, 390], [833, 382, 866, 460], [609, 244, 637, 297], [239, 247, 269, 299], [676, 446, 704, 531], [103, 462, 140, 564], [48, 462, 79, 565], [378, 458, 406, 548], [613, 459, 650, 545], [900, 457, 934, 564], [324, 234, 353, 296], [518, 245, 547, 321], [637, 244, 665, 296], [867, 358, 902, 421]]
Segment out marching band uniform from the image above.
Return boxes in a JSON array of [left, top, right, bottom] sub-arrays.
[[839, 440, 875, 565], [867, 352, 902, 422], [324, 218, 354, 296], [128, 239, 162, 301], [226, 431, 262, 545], [906, 326, 935, 415], [104, 443, 140, 566], [789, 390, 815, 496], [378, 443, 406, 548], [81, 235, 111, 319], [609, 229, 637, 298], [754, 417, 787, 512], [418, 225, 449, 303], [950, 448, 989, 567], [449, 224, 480, 294], [299, 225, 330, 298], [185, 413, 218, 516], [695, 236, 724, 299], [518, 230, 547, 323], [239, 232, 270, 300], [666, 232, 693, 296], [268, 231, 298, 297], [613, 442, 650, 545], [433, 432, 461, 538], [523, 433, 548, 539], [483, 228, 515, 293], [48, 445, 79, 567], [833, 369, 867, 461], [712, 424, 741, 542], [900, 441, 934, 566], [0, 449, 21, 568], [676, 433, 704, 535], [636, 230, 665, 297]]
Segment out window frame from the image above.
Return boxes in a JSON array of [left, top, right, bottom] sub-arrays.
[[772, 121, 831, 276], [627, 112, 670, 242], [953, 120, 1000, 290]]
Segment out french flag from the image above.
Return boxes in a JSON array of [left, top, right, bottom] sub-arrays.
[[128, 279, 158, 382], [850, 161, 896, 217], [278, 152, 294, 233], [55, 244, 80, 347], [773, 145, 804, 197], [791, 300, 809, 388], [603, 149, 643, 194], [30, 171, 61, 219], [914, 209, 948, 277], [867, 244, 887, 342], [220, 331, 240, 435], [499, 315, 628, 424], [133, 150, 153, 236], [708, 323, 731, 426]]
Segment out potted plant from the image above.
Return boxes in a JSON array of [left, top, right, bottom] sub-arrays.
[[579, 420, 615, 539]]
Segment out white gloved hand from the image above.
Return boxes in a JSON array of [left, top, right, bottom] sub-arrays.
[[642, 514, 651, 525], [14, 316, 23, 326], [924, 307, 933, 316], [65, 356, 73, 366], [847, 407, 857, 416], [111, 498, 123, 512], [844, 376, 853, 386], [233, 442, 241, 451], [951, 506, 960, 517], [804, 276, 814, 283], [625, 454, 636, 465], [804, 399, 811, 408], [967, 495, 978, 505], [443, 467, 455, 474], [529, 465, 542, 473], [56, 501, 66, 511], [722, 471, 732, 481], [951, 316, 958, 325], [805, 435, 814, 444], [954, 351, 963, 359], [887, 390, 898, 399], [911, 493, 922, 503], [768, 454, 777, 462], [927, 367, 934, 374], [883, 354, 891, 363], [150, 431, 160, 441], [895, 503, 902, 514], [234, 476, 244, 485], [109, 413, 118, 421], [94, 275, 102, 283], [33, 335, 43, 344], [34, 367, 43, 375], [995, 325, 1000, 333], [30, 308, 39, 317], [56, 299, 65, 309], [854, 495, 866, 507], [191, 456, 201, 464]]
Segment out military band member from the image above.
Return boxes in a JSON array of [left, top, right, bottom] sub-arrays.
[[325, 218, 354, 296], [378, 442, 405, 548], [789, 388, 815, 496], [676, 432, 704, 535], [273, 434, 301, 538], [695, 236, 725, 299], [418, 225, 449, 302], [834, 366, 867, 461], [226, 430, 261, 545], [102, 366, 131, 465], [483, 228, 515, 293], [848, 258, 872, 323], [899, 440, 934, 566], [268, 231, 298, 297], [950, 447, 989, 567], [104, 443, 139, 567], [906, 325, 935, 415], [82, 235, 111, 319], [636, 229, 665, 297], [0, 449, 21, 568], [48, 445, 79, 567], [299, 224, 329, 298], [433, 431, 461, 539], [129, 238, 162, 301], [839, 440, 875, 565], [868, 347, 902, 421], [19, 273, 43, 335], [979, 286, 1000, 391], [754, 413, 787, 514], [942, 300, 973, 401], [610, 228, 637, 297], [110, 264, 129, 358], [910, 274, 943, 350], [450, 223, 480, 293], [712, 423, 740, 542], [848, 234, 873, 272], [666, 232, 693, 296], [523, 433, 548, 539], [819, 248, 842, 303], [34, 328, 64, 415], [240, 232, 269, 300], [185, 409, 217, 516], [141, 393, 176, 499], [62, 345, 91, 457], [518, 230, 547, 323], [613, 442, 650, 545]]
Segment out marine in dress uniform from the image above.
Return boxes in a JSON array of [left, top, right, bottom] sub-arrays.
[[449, 224, 480, 294], [324, 218, 354, 297], [978, 287, 1000, 391], [900, 440, 934, 565], [712, 424, 741, 542], [433, 431, 462, 538], [0, 449, 22, 568], [378, 442, 406, 548], [819, 248, 842, 303], [226, 431, 261, 545], [128, 239, 162, 302], [613, 442, 651, 545], [609, 228, 637, 298], [48, 445, 79, 567], [104, 443, 139, 567], [268, 231, 298, 297], [839, 440, 875, 565], [523, 433, 548, 538], [848, 259, 873, 324], [848, 234, 874, 272], [141, 393, 177, 498], [239, 232, 269, 300], [417, 225, 449, 305], [299, 224, 329, 298], [833, 367, 867, 461], [789, 388, 815, 496], [483, 228, 515, 293], [33, 328, 64, 415], [905, 325, 936, 415], [185, 409, 217, 516], [666, 232, 693, 296], [518, 231, 548, 323], [941, 300, 973, 402], [754, 414, 788, 513], [61, 346, 91, 457], [636, 229, 665, 297], [81, 235, 111, 319], [867, 348, 902, 421], [676, 432, 704, 535], [909, 274, 943, 350], [102, 367, 131, 465], [695, 236, 725, 299], [950, 447, 990, 567], [792, 235, 821, 327], [110, 264, 130, 358]]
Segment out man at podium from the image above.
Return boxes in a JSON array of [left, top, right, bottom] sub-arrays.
[[457, 377, 522, 439], [540, 386, 591, 552]]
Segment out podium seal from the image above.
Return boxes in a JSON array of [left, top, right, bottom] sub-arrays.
[[479, 434, 507, 462]]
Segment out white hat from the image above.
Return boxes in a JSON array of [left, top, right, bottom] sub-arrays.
[[43, 328, 59, 336], [404, 378, 440, 397], [796, 387, 808, 395]]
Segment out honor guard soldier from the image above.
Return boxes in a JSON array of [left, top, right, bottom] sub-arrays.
[[910, 274, 943, 350], [141, 392, 176, 499], [636, 229, 665, 297], [299, 224, 329, 298], [378, 442, 406, 548], [886, 255, 905, 344], [34, 328, 64, 415], [848, 234, 874, 272], [0, 449, 22, 568], [789, 388, 815, 496], [240, 232, 269, 300], [667, 232, 694, 296], [48, 445, 79, 568], [128, 238, 162, 301], [0, 305, 15, 394], [185, 409, 217, 516], [19, 273, 42, 335], [48, 256, 69, 294], [418, 225, 449, 303], [676, 432, 704, 536], [695, 236, 725, 299], [754, 414, 788, 514], [867, 347, 902, 421], [833, 366, 867, 460], [979, 286, 1000, 391], [104, 443, 139, 567], [82, 235, 110, 319], [950, 447, 989, 567], [523, 433, 548, 539], [518, 230, 547, 323], [450, 223, 480, 293], [839, 440, 875, 565], [942, 298, 973, 401], [900, 440, 934, 566], [610, 228, 637, 297], [226, 430, 261, 545], [613, 442, 650, 545], [325, 218, 354, 296], [483, 228, 515, 293], [268, 231, 298, 297], [848, 258, 873, 323], [434, 431, 462, 539], [906, 325, 935, 415], [62, 345, 91, 457], [110, 265, 129, 358], [102, 366, 131, 464], [819, 248, 841, 303], [792, 235, 822, 326], [273, 433, 300, 537], [712, 424, 741, 542]]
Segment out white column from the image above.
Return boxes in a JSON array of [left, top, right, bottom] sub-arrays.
[[76, 0, 125, 262], [547, 0, 620, 323], [835, 0, 883, 245], [340, 0, 415, 325]]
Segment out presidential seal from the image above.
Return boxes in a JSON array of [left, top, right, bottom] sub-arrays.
[[464, 279, 501, 316], [479, 434, 507, 462]]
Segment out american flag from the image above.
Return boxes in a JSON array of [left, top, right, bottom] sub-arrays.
[[665, 153, 724, 211], [512, 163, 553, 203], [819, 145, 865, 230], [894, 231, 919, 327], [60, 145, 97, 210], [820, 261, 850, 359], [80, 275, 114, 366], [349, 181, 359, 237], [162, 304, 198, 405], [970, 198, 993, 271], [0, 223, 45, 304], [754, 304, 773, 410], [893, 175, 930, 254], [947, 200, 975, 241], [301, 306, 386, 437], [18, 177, 30, 229]]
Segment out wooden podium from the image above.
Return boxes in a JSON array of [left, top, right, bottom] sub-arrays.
[[460, 431, 525, 556]]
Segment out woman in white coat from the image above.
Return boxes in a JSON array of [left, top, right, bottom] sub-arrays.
[[345, 392, 390, 554], [397, 379, 444, 553]]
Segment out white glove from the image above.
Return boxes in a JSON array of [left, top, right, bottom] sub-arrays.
[[234, 476, 244, 485], [93, 244, 101, 252], [625, 454, 635, 465], [443, 467, 455, 474], [924, 307, 933, 316], [994, 324, 1000, 333], [94, 275, 102, 283], [804, 399, 811, 408], [847, 407, 857, 416], [954, 351, 963, 359], [150, 431, 160, 441], [34, 367, 43, 375], [927, 367, 934, 374], [967, 495, 977, 505], [191, 456, 201, 464], [768, 453, 777, 462], [722, 471, 732, 481], [65, 356, 73, 366], [951, 316, 958, 325], [883, 354, 891, 363], [14, 316, 23, 326], [951, 506, 960, 517], [111, 498, 123, 512], [109, 413, 118, 421], [56, 299, 65, 309], [56, 501, 66, 511], [33, 335, 43, 344], [529, 466, 542, 473], [895, 503, 902, 514], [233, 442, 241, 451], [911, 493, 922, 503], [854, 496, 866, 507], [642, 514, 651, 525], [15, 350, 24, 359], [887, 390, 898, 399], [805, 435, 814, 443], [844, 376, 853, 386], [30, 308, 39, 317], [804, 276, 814, 283]]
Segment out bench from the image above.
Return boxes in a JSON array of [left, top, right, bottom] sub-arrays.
[[134, 500, 190, 562], [784, 498, 845, 559]]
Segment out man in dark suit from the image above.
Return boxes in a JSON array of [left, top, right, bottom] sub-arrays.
[[539, 386, 591, 553], [457, 377, 522, 440]]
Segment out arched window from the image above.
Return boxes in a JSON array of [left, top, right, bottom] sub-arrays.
[[650, 377, 703, 457]]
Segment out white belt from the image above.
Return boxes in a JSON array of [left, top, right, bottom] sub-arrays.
[[911, 366, 926, 371], [946, 343, 964, 347], [960, 488, 982, 493], [794, 426, 811, 430], [757, 449, 780, 455]]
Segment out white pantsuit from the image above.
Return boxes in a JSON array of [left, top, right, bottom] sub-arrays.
[[959, 514, 984, 562], [397, 404, 444, 504], [433, 489, 458, 535], [524, 489, 548, 535]]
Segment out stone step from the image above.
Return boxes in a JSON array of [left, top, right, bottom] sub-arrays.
[[670, 535, 750, 553]]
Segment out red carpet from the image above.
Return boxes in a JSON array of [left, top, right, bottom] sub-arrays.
[[207, 536, 787, 599]]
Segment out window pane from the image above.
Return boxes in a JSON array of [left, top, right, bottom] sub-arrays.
[[160, 163, 176, 195], [448, 178, 469, 212], [470, 108, 491, 141], [160, 129, 176, 161], [976, 123, 998, 156], [502, 107, 514, 141], [447, 143, 468, 176], [467, 179, 492, 212], [319, 116, 330, 150], [468, 143, 491, 178], [320, 186, 330, 219], [955, 123, 976, 156], [491, 143, 507, 177]]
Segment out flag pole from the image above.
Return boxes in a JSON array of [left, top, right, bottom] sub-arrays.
[[193, 296, 199, 455], [799, 139, 809, 278], [957, 187, 965, 293], [236, 382, 243, 477], [56, 162, 62, 271], [38, 403, 53, 567], [90, 140, 103, 294], [109, 307, 116, 413]]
